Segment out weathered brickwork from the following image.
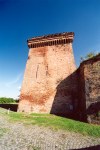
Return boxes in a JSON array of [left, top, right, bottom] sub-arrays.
[[79, 54, 100, 123], [18, 32, 78, 116], [18, 31, 100, 123]]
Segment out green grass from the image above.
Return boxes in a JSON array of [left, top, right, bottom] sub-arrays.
[[0, 108, 100, 137]]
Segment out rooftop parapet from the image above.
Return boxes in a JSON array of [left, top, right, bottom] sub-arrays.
[[27, 32, 74, 48]]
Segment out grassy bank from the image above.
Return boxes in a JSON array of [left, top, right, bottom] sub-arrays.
[[0, 108, 100, 137]]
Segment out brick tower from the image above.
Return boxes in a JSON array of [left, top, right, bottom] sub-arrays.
[[18, 32, 77, 116]]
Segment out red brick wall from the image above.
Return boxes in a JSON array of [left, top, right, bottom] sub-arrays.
[[18, 43, 77, 115], [78, 54, 100, 123]]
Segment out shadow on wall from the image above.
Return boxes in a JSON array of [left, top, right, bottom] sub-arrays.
[[87, 101, 100, 115], [0, 104, 18, 112], [50, 70, 86, 121], [72, 145, 100, 150], [86, 101, 100, 124]]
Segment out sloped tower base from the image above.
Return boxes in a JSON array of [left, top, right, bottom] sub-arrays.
[[18, 32, 78, 117]]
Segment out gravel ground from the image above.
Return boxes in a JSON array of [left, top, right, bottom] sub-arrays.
[[0, 115, 100, 150]]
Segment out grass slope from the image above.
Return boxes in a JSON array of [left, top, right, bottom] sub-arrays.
[[0, 108, 100, 137]]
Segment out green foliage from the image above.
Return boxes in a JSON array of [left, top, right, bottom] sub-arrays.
[[80, 52, 99, 62], [85, 52, 96, 59], [0, 97, 16, 104]]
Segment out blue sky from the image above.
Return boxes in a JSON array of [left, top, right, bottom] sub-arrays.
[[0, 0, 100, 98]]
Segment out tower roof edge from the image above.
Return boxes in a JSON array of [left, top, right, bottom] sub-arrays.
[[27, 32, 74, 48]]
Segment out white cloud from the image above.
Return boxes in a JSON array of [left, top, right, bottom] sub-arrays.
[[0, 73, 23, 99], [17, 86, 21, 90], [5, 73, 22, 88]]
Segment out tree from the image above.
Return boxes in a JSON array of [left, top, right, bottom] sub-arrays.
[[80, 52, 99, 62], [85, 52, 95, 59]]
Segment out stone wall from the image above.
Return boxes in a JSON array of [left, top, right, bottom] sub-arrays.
[[79, 54, 100, 123]]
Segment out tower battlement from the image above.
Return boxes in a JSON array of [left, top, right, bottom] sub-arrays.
[[28, 32, 74, 48]]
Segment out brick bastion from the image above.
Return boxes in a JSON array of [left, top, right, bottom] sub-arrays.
[[18, 32, 79, 119], [18, 32, 100, 123]]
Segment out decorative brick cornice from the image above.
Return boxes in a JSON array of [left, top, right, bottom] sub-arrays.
[[27, 32, 74, 48]]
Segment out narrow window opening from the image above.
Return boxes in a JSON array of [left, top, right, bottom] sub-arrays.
[[36, 64, 39, 79]]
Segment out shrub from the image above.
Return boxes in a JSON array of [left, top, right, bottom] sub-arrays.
[[0, 97, 16, 104], [80, 52, 99, 62]]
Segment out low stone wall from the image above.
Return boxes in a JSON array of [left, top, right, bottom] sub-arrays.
[[0, 104, 18, 112], [78, 54, 100, 124]]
